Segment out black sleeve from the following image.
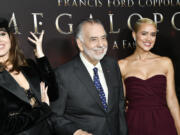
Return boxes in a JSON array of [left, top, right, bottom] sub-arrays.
[[27, 56, 59, 101], [0, 102, 52, 134]]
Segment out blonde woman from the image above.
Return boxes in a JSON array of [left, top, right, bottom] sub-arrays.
[[118, 18, 180, 135]]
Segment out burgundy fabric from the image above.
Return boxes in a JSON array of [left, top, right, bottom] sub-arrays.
[[124, 75, 177, 135]]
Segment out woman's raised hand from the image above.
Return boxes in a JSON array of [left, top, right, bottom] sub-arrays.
[[28, 30, 45, 58]]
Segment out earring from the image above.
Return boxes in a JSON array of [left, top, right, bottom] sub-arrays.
[[134, 38, 136, 41]]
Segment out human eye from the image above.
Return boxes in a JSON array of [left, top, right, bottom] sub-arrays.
[[0, 32, 7, 36], [102, 35, 107, 40], [151, 32, 157, 37], [90, 37, 98, 42], [141, 31, 147, 35]]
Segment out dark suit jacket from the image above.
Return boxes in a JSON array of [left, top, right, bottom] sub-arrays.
[[53, 55, 127, 135], [0, 57, 58, 135]]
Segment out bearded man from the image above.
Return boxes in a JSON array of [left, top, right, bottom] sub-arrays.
[[53, 18, 127, 135]]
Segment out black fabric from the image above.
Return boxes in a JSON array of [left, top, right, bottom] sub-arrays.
[[0, 18, 13, 33], [0, 57, 58, 135]]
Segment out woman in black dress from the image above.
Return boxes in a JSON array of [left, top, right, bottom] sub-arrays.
[[0, 18, 58, 135]]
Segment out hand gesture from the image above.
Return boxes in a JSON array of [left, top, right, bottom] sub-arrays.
[[40, 82, 49, 105], [28, 30, 45, 58]]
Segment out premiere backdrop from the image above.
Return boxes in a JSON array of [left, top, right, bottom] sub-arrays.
[[0, 0, 180, 99]]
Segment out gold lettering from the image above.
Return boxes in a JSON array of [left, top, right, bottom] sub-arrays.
[[153, 13, 163, 25], [55, 13, 73, 34], [32, 13, 43, 34], [127, 13, 142, 30], [9, 12, 21, 34], [153, 0, 159, 7], [64, 0, 70, 6], [87, 0, 94, 7], [79, 0, 86, 7], [107, 0, 112, 7], [113, 0, 120, 7], [95, 0, 103, 7], [121, 0, 126, 7], [171, 12, 180, 31], [72, 0, 78, 7], [138, 0, 145, 7], [128, 0, 134, 7], [109, 14, 120, 34], [123, 40, 136, 49], [57, 0, 61, 6], [113, 41, 119, 49], [146, 0, 153, 7]]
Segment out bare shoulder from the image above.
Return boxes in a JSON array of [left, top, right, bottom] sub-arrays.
[[118, 58, 129, 68], [154, 55, 174, 72], [151, 54, 172, 64], [159, 56, 173, 66], [118, 59, 127, 66]]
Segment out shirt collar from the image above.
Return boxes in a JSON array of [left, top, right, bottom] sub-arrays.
[[80, 52, 102, 72]]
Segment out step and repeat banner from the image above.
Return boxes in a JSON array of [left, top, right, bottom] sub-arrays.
[[1, 0, 180, 99]]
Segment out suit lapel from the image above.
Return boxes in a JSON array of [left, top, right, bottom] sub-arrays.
[[0, 70, 29, 104], [101, 58, 114, 112], [73, 56, 106, 112]]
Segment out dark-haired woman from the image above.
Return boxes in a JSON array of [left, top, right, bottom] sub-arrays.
[[0, 18, 58, 135]]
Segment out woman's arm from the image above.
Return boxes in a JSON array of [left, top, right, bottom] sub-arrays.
[[165, 57, 180, 135], [28, 31, 58, 101]]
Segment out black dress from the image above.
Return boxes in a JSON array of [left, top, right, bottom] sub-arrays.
[[0, 57, 58, 135]]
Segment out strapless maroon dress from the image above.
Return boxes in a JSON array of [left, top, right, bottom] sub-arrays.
[[124, 75, 177, 135]]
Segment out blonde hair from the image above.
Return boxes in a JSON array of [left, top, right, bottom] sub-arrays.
[[133, 18, 157, 33]]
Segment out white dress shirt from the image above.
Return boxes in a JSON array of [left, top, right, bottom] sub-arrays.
[[80, 53, 108, 103]]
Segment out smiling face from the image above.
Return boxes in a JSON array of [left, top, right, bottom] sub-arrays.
[[133, 23, 157, 52], [0, 30, 11, 62], [77, 22, 108, 65]]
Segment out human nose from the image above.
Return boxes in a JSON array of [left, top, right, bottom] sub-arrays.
[[97, 38, 104, 47], [146, 34, 152, 41]]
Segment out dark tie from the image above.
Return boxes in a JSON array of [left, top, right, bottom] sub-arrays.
[[93, 67, 108, 111]]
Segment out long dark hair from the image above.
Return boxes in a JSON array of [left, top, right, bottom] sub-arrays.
[[7, 33, 27, 72], [0, 18, 27, 72]]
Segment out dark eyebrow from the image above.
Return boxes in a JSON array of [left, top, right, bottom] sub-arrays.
[[0, 28, 8, 32], [0, 30, 6, 32]]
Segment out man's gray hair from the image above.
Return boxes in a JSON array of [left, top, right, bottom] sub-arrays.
[[75, 18, 105, 42]]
